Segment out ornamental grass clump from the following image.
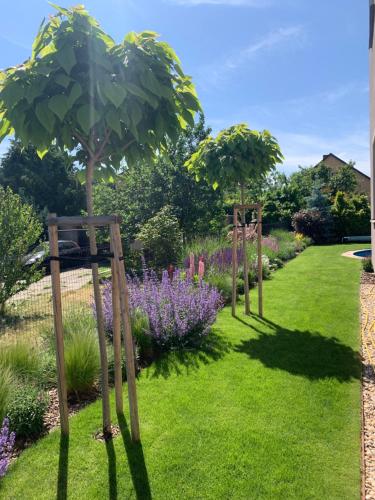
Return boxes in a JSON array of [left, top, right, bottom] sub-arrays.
[[0, 418, 15, 478], [102, 270, 223, 350]]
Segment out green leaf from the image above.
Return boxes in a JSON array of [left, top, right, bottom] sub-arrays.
[[36, 147, 49, 159], [48, 94, 69, 121], [180, 91, 201, 112], [102, 81, 126, 108], [181, 109, 195, 128], [55, 73, 72, 88], [35, 101, 55, 133], [140, 70, 162, 97], [105, 108, 122, 138], [76, 104, 100, 135], [67, 82, 82, 107], [0, 118, 11, 142], [25, 79, 47, 104], [0, 82, 25, 109], [125, 82, 158, 109], [55, 44, 76, 75], [48, 3, 70, 16], [128, 100, 142, 127]]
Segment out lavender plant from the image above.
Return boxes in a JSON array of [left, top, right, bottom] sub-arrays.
[[0, 418, 15, 478], [101, 270, 223, 349]]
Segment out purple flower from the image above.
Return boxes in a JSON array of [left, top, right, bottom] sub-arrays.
[[100, 269, 223, 349], [0, 418, 15, 478]]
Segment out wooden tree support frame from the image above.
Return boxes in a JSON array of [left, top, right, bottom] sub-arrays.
[[47, 214, 140, 442], [231, 203, 263, 318]]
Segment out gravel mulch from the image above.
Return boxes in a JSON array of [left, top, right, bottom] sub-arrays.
[[361, 273, 375, 499]]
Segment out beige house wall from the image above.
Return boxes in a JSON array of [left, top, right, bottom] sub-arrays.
[[319, 154, 371, 199]]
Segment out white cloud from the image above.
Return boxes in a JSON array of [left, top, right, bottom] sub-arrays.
[[166, 0, 270, 6], [197, 26, 305, 88], [276, 130, 370, 175]]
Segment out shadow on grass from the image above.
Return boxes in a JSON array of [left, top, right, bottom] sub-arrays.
[[145, 332, 231, 379], [117, 413, 151, 500], [106, 438, 117, 500], [57, 434, 69, 500], [234, 315, 360, 382], [0, 310, 48, 335]]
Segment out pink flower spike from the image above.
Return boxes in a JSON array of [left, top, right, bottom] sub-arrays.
[[198, 256, 205, 280]]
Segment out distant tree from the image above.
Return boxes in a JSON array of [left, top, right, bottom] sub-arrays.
[[0, 141, 85, 218], [0, 187, 43, 314], [306, 180, 331, 213], [260, 172, 303, 228], [330, 162, 357, 196], [137, 205, 183, 270]]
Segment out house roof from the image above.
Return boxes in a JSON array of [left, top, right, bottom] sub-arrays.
[[316, 153, 370, 180]]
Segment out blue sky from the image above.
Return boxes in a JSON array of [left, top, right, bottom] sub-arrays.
[[0, 0, 370, 174]]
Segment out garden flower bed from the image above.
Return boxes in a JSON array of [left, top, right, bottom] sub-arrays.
[[0, 244, 364, 498]]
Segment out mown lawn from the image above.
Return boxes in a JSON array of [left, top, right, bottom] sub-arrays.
[[0, 245, 365, 499]]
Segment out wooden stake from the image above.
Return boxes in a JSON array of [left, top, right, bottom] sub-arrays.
[[110, 223, 140, 442], [110, 237, 123, 414], [240, 186, 250, 315], [47, 214, 69, 436], [257, 205, 263, 317], [88, 223, 112, 437], [231, 207, 238, 317]]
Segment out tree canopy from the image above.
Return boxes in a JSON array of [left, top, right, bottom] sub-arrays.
[[0, 3, 201, 197], [185, 124, 283, 194]]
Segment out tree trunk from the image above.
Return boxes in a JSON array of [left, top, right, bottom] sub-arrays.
[[241, 183, 250, 315], [86, 159, 112, 437]]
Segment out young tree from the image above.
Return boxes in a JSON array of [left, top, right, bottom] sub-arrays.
[[0, 4, 200, 437], [185, 123, 283, 314], [0, 187, 43, 314]]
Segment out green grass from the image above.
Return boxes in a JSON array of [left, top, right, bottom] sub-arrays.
[[0, 244, 365, 499]]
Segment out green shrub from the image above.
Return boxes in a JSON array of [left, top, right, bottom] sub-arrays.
[[332, 191, 370, 238], [276, 244, 296, 262], [0, 342, 41, 383], [0, 186, 43, 314], [138, 205, 183, 270], [294, 233, 312, 252], [292, 209, 332, 243], [362, 257, 374, 273], [269, 229, 295, 244], [238, 266, 257, 288], [7, 384, 48, 439], [236, 278, 245, 295], [0, 368, 12, 423], [205, 272, 233, 304]]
